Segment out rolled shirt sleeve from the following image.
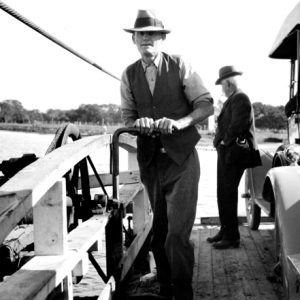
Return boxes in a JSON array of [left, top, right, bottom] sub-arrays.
[[179, 57, 213, 108], [120, 69, 138, 126]]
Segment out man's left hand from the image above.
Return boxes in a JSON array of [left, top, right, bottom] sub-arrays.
[[154, 117, 181, 135]]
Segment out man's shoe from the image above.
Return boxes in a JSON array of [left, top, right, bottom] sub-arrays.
[[207, 231, 223, 243], [212, 239, 240, 249]]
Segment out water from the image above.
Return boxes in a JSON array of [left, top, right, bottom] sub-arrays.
[[0, 130, 54, 161]]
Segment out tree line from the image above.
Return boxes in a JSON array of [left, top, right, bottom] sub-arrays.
[[0, 100, 121, 125], [0, 99, 287, 130]]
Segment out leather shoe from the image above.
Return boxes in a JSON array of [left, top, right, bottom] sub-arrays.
[[207, 231, 223, 243], [212, 239, 240, 249]]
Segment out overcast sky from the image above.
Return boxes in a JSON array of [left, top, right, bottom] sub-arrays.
[[0, 0, 299, 112]]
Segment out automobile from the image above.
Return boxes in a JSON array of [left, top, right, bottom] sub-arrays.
[[243, 2, 300, 299]]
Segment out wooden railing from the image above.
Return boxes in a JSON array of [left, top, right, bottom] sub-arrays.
[[0, 128, 153, 299]]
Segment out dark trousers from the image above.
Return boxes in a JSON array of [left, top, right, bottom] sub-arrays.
[[217, 146, 245, 240], [139, 149, 200, 300]]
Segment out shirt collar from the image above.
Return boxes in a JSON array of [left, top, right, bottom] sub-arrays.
[[141, 52, 161, 71]]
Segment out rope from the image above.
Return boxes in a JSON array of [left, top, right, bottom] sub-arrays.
[[0, 1, 120, 81]]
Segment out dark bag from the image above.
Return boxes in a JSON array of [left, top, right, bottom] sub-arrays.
[[225, 138, 252, 166]]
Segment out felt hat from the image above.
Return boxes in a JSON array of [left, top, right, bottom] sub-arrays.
[[124, 9, 171, 34], [215, 66, 243, 85]]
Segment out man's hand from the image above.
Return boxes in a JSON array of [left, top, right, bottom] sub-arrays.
[[133, 117, 156, 136], [154, 117, 181, 135]]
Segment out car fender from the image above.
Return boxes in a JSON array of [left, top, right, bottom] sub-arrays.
[[247, 149, 273, 200], [263, 166, 300, 256]]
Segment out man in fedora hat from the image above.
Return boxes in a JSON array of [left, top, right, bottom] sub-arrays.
[[121, 9, 214, 300], [207, 66, 261, 249]]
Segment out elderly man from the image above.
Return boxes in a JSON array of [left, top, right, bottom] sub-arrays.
[[207, 66, 261, 249], [121, 9, 214, 300]]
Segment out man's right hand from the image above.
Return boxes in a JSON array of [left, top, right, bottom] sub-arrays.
[[133, 117, 156, 136]]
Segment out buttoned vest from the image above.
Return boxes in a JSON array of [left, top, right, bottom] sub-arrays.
[[126, 53, 200, 165]]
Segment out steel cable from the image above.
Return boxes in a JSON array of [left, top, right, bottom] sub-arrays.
[[0, 1, 120, 81]]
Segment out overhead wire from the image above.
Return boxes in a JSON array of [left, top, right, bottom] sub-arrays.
[[0, 1, 120, 81]]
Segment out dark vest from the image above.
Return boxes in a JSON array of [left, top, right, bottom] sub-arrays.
[[126, 52, 200, 165]]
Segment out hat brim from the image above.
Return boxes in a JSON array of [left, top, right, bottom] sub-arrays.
[[215, 71, 243, 85], [124, 26, 171, 34]]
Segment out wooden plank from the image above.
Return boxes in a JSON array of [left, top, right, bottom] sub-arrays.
[[132, 188, 150, 235], [201, 216, 274, 225], [259, 224, 276, 261], [98, 276, 116, 300], [0, 214, 108, 300], [0, 135, 111, 196], [73, 252, 89, 278], [211, 227, 230, 299], [220, 246, 247, 299], [0, 135, 111, 245], [222, 228, 258, 299], [119, 134, 137, 153], [119, 213, 153, 281], [34, 180, 67, 255], [119, 183, 143, 208], [243, 226, 282, 299], [67, 215, 108, 252], [87, 170, 140, 189], [192, 225, 214, 300]]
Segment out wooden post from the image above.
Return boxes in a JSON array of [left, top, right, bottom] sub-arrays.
[[133, 188, 150, 235], [62, 274, 73, 300], [73, 253, 89, 280], [33, 180, 67, 255], [127, 151, 138, 171]]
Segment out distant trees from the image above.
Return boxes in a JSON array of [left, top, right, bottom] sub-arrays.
[[0, 100, 123, 125], [0, 100, 29, 123], [214, 100, 287, 130], [253, 102, 286, 130], [0, 99, 289, 130]]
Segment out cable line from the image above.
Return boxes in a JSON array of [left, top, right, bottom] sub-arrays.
[[0, 1, 120, 81]]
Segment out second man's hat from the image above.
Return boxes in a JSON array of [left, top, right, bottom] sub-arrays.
[[215, 66, 243, 85]]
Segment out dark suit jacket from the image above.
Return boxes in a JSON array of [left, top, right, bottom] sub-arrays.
[[213, 89, 261, 168]]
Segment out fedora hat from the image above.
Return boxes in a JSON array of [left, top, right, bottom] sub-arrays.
[[124, 9, 171, 34], [215, 65, 243, 85]]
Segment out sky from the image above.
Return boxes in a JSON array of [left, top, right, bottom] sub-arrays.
[[0, 0, 299, 112]]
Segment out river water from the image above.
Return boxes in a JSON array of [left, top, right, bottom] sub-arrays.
[[0, 130, 54, 161]]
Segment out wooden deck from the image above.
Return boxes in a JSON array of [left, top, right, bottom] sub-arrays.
[[122, 221, 282, 300], [192, 221, 282, 300]]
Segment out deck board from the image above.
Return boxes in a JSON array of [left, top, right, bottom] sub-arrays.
[[122, 223, 282, 300], [192, 224, 282, 300]]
